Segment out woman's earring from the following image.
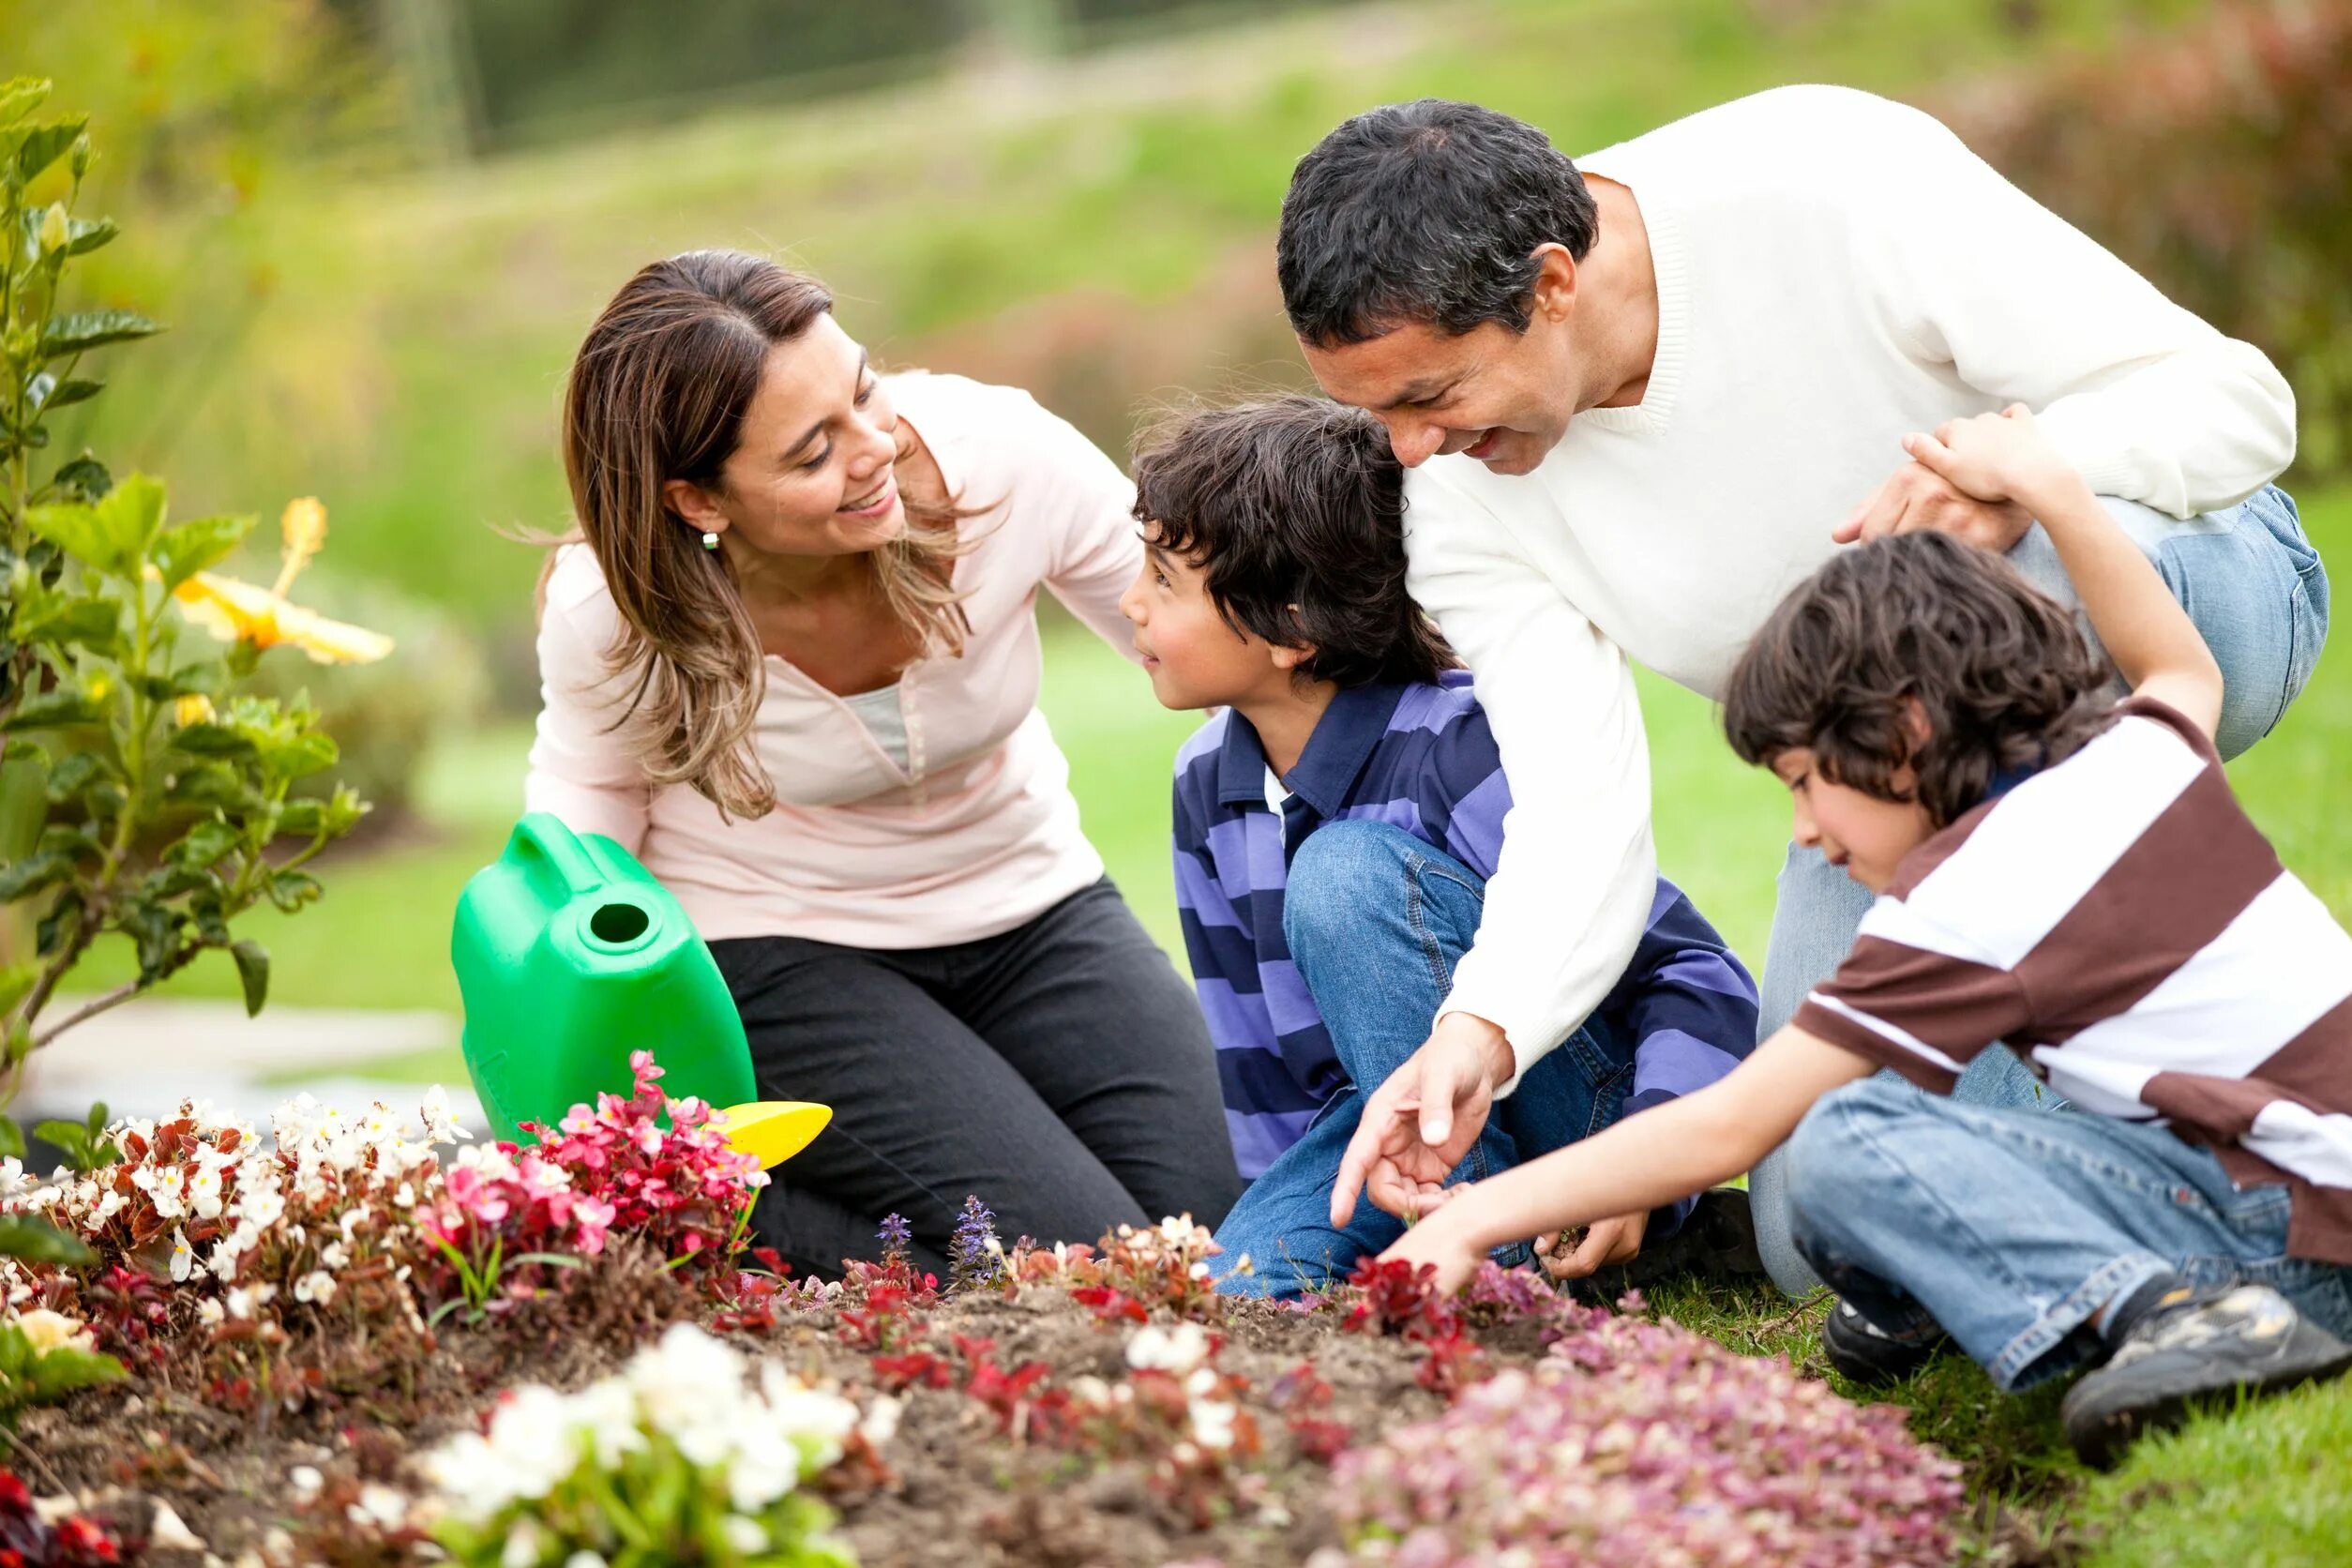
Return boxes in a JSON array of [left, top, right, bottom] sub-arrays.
[[701, 531, 719, 551]]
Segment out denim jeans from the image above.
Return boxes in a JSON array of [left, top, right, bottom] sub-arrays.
[[1751, 485, 2329, 1295], [1785, 1077, 2352, 1389], [1211, 820, 1636, 1297]]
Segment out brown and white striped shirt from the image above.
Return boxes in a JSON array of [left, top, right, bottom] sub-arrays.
[[1796, 697, 2352, 1265]]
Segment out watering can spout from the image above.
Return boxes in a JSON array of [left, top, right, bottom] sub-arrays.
[[452, 813, 830, 1171]]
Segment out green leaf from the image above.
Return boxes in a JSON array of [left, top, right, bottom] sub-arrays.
[[0, 1214, 94, 1266], [35, 376, 100, 412], [0, 80, 51, 128], [1, 688, 103, 731], [27, 1344, 125, 1401], [170, 818, 241, 868], [49, 454, 110, 499], [40, 310, 161, 362], [0, 749, 46, 862], [269, 731, 339, 782], [13, 591, 120, 650], [265, 868, 323, 913], [162, 761, 249, 810], [84, 1099, 107, 1138], [232, 940, 268, 1018], [151, 512, 254, 592], [276, 798, 324, 836], [63, 216, 115, 256], [21, 501, 115, 573], [169, 722, 258, 759], [0, 1116, 20, 1159], [14, 116, 86, 185], [0, 962, 34, 1018], [0, 847, 72, 901]]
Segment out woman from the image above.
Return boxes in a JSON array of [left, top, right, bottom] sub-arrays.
[[527, 249, 1242, 1278]]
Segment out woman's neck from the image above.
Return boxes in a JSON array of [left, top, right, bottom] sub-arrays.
[[731, 542, 872, 611]]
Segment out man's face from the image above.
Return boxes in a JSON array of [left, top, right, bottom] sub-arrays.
[[1300, 315, 1577, 476], [1771, 747, 1936, 896]]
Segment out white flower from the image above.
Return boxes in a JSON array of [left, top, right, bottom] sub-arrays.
[[860, 1392, 903, 1450], [235, 1184, 286, 1231], [627, 1324, 746, 1439], [321, 1241, 352, 1271], [288, 1465, 324, 1500], [502, 1517, 545, 1568], [1159, 1214, 1198, 1247], [721, 1515, 767, 1554], [394, 1182, 416, 1209], [1125, 1322, 1212, 1376], [348, 1483, 408, 1530], [293, 1270, 337, 1306], [13, 1307, 92, 1354], [570, 1379, 647, 1470], [1190, 1398, 1239, 1451], [562, 1553, 607, 1568], [170, 1227, 194, 1283], [198, 1299, 225, 1328], [187, 1165, 225, 1220], [0, 1156, 25, 1204]]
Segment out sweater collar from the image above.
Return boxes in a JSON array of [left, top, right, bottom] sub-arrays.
[[1215, 686, 1403, 815]]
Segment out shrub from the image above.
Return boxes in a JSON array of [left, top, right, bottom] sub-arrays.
[[1939, 1, 2352, 475], [1330, 1303, 1965, 1566], [419, 1322, 884, 1568], [0, 78, 385, 1185]]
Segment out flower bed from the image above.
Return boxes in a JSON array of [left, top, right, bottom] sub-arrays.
[[3, 1068, 1964, 1566]]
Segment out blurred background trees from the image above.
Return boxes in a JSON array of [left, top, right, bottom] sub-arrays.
[[9, 0, 2347, 1061]]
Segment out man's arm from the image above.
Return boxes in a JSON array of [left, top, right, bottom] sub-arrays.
[[1331, 471, 1656, 1229], [1906, 406, 2227, 737], [1382, 1025, 1877, 1293], [1858, 98, 2293, 520]]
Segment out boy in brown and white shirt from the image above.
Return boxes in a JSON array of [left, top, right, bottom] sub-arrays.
[[1369, 404, 2351, 1466]]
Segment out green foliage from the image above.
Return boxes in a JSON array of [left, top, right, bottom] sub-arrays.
[[30, 1095, 110, 1173], [0, 1313, 122, 1425], [0, 82, 372, 1146], [0, 1213, 93, 1267], [1948, 1, 2352, 475]]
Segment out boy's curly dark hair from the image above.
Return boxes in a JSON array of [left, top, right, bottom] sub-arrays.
[[1724, 532, 2118, 829], [1131, 394, 1456, 688]]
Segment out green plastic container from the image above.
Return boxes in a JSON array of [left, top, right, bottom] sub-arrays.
[[451, 812, 757, 1144]]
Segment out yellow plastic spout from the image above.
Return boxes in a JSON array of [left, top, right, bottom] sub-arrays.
[[714, 1101, 833, 1169]]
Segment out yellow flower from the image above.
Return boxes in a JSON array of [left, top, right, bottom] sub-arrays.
[[14, 1307, 92, 1355], [172, 497, 393, 666], [173, 694, 216, 726]]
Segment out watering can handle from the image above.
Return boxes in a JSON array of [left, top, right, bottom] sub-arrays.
[[508, 812, 612, 904]]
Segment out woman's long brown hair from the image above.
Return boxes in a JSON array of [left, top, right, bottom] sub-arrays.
[[557, 249, 972, 821]]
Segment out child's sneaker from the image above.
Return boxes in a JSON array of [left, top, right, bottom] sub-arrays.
[[2060, 1283, 2352, 1468], [1821, 1297, 1950, 1385]]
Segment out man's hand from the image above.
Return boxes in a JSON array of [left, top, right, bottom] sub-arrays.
[[1329, 1012, 1515, 1229], [1900, 403, 2080, 512], [1531, 1208, 1649, 1281], [1834, 446, 2034, 551]]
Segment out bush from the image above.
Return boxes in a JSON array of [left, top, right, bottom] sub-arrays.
[[1940, 1, 2352, 475]]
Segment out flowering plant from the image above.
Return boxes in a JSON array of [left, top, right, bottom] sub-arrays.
[[418, 1051, 769, 1321], [1332, 1303, 1964, 1566], [0, 1305, 120, 1425], [3, 1091, 455, 1403], [421, 1322, 889, 1568], [0, 1467, 125, 1567]]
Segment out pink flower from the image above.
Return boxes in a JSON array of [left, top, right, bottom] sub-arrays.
[[571, 1197, 617, 1256], [628, 1049, 664, 1082]]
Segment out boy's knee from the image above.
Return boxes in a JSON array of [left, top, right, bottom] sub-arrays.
[[1284, 819, 1420, 955], [1782, 1078, 1918, 1245]]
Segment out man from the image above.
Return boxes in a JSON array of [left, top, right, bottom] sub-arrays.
[[1281, 87, 2326, 1293]]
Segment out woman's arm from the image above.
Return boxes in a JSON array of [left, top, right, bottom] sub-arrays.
[[1382, 1024, 1876, 1292], [523, 550, 655, 853], [1905, 407, 2226, 739]]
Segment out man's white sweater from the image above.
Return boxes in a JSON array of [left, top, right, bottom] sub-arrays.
[[1406, 84, 2296, 1086]]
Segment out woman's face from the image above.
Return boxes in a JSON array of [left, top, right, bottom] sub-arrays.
[[667, 314, 906, 560]]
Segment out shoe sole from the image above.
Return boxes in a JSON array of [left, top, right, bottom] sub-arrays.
[[2063, 1340, 2352, 1469], [1822, 1307, 1948, 1387]]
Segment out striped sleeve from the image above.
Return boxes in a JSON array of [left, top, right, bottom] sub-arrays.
[[1609, 880, 1761, 1117], [1795, 926, 2031, 1093]]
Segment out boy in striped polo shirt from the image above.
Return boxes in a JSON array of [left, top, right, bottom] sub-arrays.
[[1115, 396, 1760, 1296], [1378, 403, 2351, 1464]]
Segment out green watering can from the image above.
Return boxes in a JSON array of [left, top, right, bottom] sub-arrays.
[[450, 812, 830, 1169]]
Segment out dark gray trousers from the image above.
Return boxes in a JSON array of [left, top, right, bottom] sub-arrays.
[[712, 878, 1242, 1280]]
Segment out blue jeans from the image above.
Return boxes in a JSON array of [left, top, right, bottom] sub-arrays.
[[1211, 820, 1636, 1297], [1752, 485, 2329, 1295], [1785, 1077, 2352, 1389]]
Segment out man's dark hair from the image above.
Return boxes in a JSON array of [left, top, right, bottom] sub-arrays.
[[1724, 532, 2118, 829], [1278, 98, 1598, 347], [1131, 395, 1455, 688]]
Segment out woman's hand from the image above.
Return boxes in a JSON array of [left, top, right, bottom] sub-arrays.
[[1531, 1207, 1649, 1281]]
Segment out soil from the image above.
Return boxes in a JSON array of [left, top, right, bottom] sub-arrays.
[[20, 1262, 1553, 1568]]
